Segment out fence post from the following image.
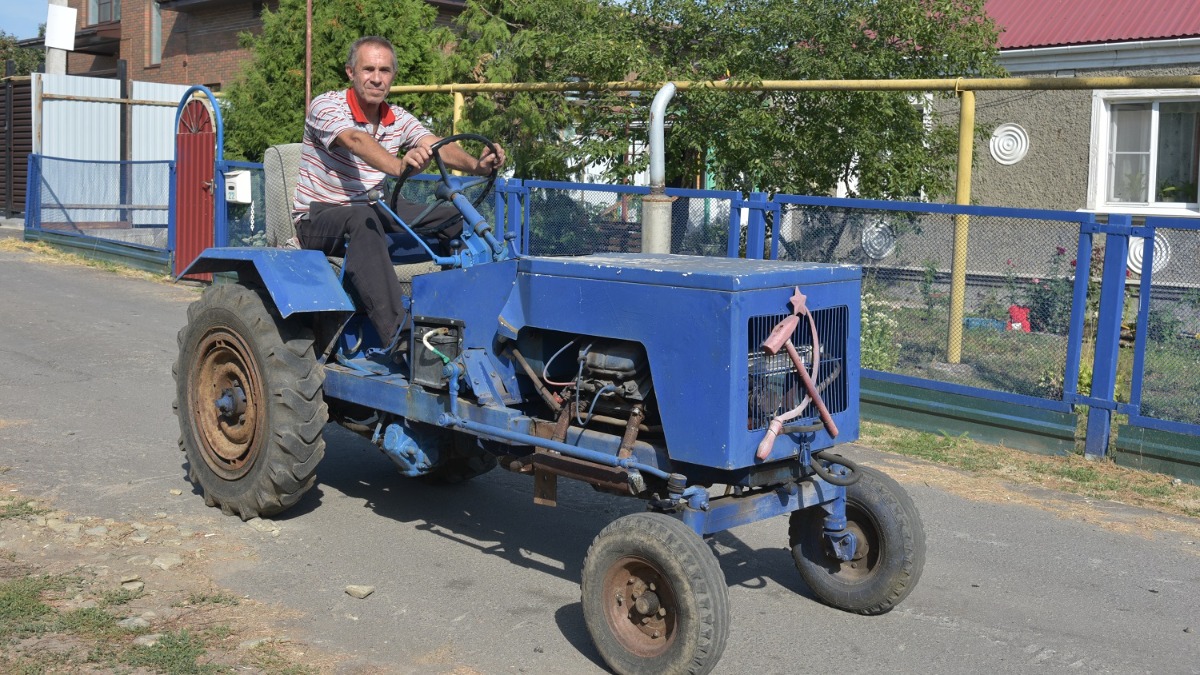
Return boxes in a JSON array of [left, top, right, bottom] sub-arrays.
[[3, 60, 13, 218], [744, 192, 768, 259], [1084, 215, 1132, 459]]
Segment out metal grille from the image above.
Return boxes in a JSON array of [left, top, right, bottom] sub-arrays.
[[747, 306, 848, 431]]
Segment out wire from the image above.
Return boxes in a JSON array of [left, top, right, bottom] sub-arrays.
[[542, 338, 578, 387], [577, 384, 616, 427]]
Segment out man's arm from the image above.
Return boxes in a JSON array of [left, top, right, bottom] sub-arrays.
[[333, 129, 414, 176]]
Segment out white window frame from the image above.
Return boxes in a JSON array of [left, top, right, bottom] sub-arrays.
[[1087, 88, 1200, 216], [149, 0, 162, 65]]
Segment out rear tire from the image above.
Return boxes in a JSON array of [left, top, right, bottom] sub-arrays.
[[173, 283, 327, 520]]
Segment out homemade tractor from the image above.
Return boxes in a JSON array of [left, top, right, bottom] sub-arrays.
[[174, 135, 925, 674]]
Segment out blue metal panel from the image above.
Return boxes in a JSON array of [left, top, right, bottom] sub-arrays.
[[179, 248, 354, 316], [524, 179, 651, 195], [1124, 415, 1200, 436], [1063, 226, 1096, 401], [772, 193, 1099, 223], [492, 256, 861, 469], [865, 370, 1076, 414], [516, 253, 860, 291]]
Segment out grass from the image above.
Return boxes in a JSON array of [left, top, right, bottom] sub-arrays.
[[862, 420, 1200, 519], [0, 567, 308, 673], [0, 238, 172, 284], [0, 500, 48, 521]]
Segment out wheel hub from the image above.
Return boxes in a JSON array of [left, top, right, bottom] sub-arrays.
[[603, 557, 676, 656], [191, 329, 264, 479]]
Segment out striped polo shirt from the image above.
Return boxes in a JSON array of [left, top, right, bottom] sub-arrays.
[[292, 88, 432, 221]]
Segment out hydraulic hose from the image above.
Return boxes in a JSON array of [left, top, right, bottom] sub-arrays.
[[809, 450, 861, 486]]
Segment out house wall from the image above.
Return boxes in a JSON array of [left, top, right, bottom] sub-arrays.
[[968, 63, 1200, 212]]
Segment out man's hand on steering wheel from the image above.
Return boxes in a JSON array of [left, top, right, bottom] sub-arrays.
[[389, 134, 504, 214]]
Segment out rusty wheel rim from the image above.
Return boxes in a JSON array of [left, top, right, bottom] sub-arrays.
[[601, 556, 678, 658], [828, 513, 877, 582], [190, 327, 264, 480]]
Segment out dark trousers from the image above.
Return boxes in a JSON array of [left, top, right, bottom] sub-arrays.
[[298, 199, 463, 342]]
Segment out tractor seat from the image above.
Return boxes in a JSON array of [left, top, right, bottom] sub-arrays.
[[262, 143, 440, 290]]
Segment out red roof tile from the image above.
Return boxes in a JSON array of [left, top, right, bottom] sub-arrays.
[[987, 0, 1200, 49]]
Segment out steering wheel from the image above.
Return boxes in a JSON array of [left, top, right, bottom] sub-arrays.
[[389, 133, 500, 215]]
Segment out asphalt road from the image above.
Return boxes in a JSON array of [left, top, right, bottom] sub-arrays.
[[0, 245, 1198, 674]]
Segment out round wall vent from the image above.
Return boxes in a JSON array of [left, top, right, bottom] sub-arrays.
[[990, 123, 1029, 165], [1127, 234, 1171, 276]]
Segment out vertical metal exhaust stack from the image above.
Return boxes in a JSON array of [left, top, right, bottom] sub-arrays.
[[641, 82, 676, 253]]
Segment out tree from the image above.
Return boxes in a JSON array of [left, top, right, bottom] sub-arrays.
[[222, 0, 451, 162], [439, 0, 1002, 259], [1, 30, 43, 76]]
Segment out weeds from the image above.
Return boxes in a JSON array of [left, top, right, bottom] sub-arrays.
[[124, 630, 219, 674], [862, 421, 1200, 519]]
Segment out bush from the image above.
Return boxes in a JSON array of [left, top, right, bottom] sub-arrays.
[[861, 288, 900, 370]]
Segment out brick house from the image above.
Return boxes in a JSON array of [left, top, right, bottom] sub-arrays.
[[39, 0, 465, 90]]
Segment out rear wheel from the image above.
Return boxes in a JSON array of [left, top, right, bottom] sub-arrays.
[[789, 466, 925, 614], [582, 512, 729, 675], [173, 283, 327, 520]]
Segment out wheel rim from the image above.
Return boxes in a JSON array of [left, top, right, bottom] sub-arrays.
[[601, 556, 678, 658], [190, 326, 265, 480], [825, 506, 879, 582]]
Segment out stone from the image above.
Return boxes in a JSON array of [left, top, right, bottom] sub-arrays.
[[84, 526, 108, 537], [152, 554, 183, 570], [169, 489, 183, 496], [127, 555, 152, 566], [129, 534, 150, 544], [238, 637, 276, 650], [133, 634, 164, 647], [119, 573, 140, 584], [344, 585, 375, 599], [246, 518, 279, 534], [118, 617, 151, 630], [121, 581, 145, 593]]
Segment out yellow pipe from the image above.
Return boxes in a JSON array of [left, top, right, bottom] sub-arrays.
[[452, 91, 463, 135], [947, 89, 976, 364], [392, 74, 1200, 95]]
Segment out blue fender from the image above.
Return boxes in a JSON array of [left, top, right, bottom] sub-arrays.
[[180, 248, 355, 318]]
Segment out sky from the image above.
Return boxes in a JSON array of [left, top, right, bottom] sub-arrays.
[[1, 0, 50, 40]]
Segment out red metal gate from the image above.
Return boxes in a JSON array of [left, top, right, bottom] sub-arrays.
[[174, 99, 215, 280]]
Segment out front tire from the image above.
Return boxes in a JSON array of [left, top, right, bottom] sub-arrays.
[[581, 512, 729, 675], [173, 283, 327, 520], [789, 466, 925, 614]]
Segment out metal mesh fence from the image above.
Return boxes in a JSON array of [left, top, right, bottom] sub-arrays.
[[526, 186, 644, 256], [34, 157, 171, 250], [770, 203, 1083, 400], [1136, 226, 1200, 426]]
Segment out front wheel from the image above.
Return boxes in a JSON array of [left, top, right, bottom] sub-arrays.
[[173, 283, 327, 520], [789, 466, 925, 614], [581, 512, 729, 675]]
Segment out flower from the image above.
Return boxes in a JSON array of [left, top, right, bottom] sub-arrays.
[[1070, 259, 1077, 268], [1056, 246, 1067, 256]]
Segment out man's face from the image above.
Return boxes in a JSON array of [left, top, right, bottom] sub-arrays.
[[346, 43, 396, 109]]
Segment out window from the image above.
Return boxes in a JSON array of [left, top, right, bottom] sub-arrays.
[[150, 0, 162, 65], [1089, 90, 1200, 213], [88, 0, 121, 24]]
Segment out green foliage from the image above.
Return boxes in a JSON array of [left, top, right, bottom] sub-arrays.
[[124, 630, 219, 674], [222, 0, 450, 161], [441, 0, 1001, 196], [0, 576, 61, 638], [861, 285, 901, 370], [0, 30, 42, 76], [1025, 249, 1074, 335]]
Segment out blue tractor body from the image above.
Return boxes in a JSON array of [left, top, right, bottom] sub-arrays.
[[174, 137, 922, 675]]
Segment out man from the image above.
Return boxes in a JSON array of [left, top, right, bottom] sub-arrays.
[[292, 35, 505, 356]]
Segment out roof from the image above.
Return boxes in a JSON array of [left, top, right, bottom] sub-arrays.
[[986, 0, 1200, 49]]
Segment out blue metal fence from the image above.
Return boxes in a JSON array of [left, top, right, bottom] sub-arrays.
[[504, 179, 1200, 476], [21, 153, 1199, 478]]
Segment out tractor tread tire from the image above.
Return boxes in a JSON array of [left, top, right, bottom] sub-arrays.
[[173, 283, 326, 521]]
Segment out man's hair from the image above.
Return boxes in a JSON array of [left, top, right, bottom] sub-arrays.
[[346, 36, 398, 71]]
